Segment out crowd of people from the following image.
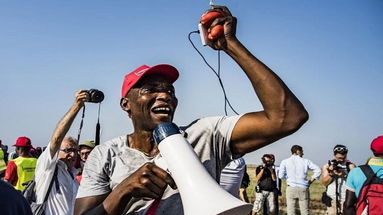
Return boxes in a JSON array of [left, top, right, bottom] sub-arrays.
[[1, 135, 382, 215], [1, 5, 382, 215]]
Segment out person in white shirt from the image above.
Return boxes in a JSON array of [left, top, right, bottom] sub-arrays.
[[278, 145, 321, 215], [34, 90, 90, 215]]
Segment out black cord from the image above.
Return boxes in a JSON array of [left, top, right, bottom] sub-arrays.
[[95, 103, 101, 146], [77, 105, 86, 144], [188, 31, 239, 115]]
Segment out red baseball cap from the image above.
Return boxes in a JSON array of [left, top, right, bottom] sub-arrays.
[[13, 136, 32, 148], [121, 64, 179, 98], [371, 135, 383, 156]]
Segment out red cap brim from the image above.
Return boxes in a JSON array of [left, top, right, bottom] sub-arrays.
[[121, 64, 179, 98]]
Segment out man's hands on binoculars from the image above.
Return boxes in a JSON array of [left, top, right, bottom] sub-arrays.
[[74, 90, 90, 108]]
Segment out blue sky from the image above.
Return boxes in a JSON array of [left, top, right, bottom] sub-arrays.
[[1, 0, 382, 166]]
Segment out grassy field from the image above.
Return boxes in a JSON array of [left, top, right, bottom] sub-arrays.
[[246, 165, 327, 215]]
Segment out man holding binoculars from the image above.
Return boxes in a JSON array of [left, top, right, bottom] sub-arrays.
[[320, 145, 355, 215], [252, 154, 277, 215], [74, 6, 308, 215], [34, 89, 103, 215]]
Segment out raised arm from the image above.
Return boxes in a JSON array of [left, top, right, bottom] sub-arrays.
[[208, 6, 308, 154], [49, 90, 89, 158], [320, 164, 333, 186]]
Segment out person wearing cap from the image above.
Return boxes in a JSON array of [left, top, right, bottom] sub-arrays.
[[344, 135, 383, 214], [76, 140, 96, 183], [252, 154, 277, 215], [34, 90, 90, 215], [74, 6, 308, 215], [263, 154, 282, 215], [4, 136, 37, 191], [79, 140, 95, 163], [320, 145, 355, 215]]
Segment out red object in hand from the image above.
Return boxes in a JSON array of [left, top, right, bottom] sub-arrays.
[[208, 25, 224, 40], [200, 11, 224, 41]]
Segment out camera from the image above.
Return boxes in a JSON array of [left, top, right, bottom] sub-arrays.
[[88, 89, 104, 103], [261, 157, 274, 168], [328, 159, 348, 177]]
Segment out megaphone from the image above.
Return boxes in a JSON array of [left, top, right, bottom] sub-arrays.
[[153, 122, 252, 215]]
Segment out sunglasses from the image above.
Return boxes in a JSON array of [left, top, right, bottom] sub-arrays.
[[333, 146, 348, 154], [60, 148, 78, 154]]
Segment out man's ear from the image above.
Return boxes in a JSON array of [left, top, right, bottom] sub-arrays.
[[120, 98, 131, 114]]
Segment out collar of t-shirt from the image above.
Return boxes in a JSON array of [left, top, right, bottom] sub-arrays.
[[368, 157, 383, 166]]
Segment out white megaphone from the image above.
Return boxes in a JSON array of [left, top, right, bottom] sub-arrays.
[[153, 122, 252, 215]]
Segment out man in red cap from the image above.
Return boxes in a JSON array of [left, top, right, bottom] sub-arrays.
[[75, 6, 308, 215], [344, 136, 383, 214], [4, 136, 37, 191]]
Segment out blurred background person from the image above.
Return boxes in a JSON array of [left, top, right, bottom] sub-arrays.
[[30, 146, 43, 159], [76, 140, 95, 183], [0, 179, 32, 215], [264, 154, 282, 215], [278, 145, 321, 215], [0, 139, 7, 178], [34, 90, 89, 215], [4, 136, 37, 191], [252, 154, 277, 215], [239, 166, 250, 203], [344, 136, 383, 214], [320, 145, 355, 215], [220, 157, 247, 198]]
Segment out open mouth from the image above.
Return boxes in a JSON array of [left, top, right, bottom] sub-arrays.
[[151, 106, 172, 115]]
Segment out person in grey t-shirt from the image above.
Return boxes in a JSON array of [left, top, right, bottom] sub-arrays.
[[74, 5, 309, 215]]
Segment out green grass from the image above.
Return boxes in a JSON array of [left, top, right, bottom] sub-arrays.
[[246, 165, 327, 215]]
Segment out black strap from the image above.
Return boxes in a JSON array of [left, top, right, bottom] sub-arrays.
[[43, 165, 59, 202], [77, 106, 86, 144], [95, 103, 101, 146], [360, 165, 376, 186], [357, 165, 376, 201]]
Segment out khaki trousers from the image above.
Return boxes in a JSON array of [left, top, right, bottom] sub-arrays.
[[286, 186, 309, 215]]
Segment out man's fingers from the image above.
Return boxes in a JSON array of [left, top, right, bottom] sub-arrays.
[[151, 165, 177, 190], [211, 5, 232, 16], [75, 89, 90, 102], [140, 176, 164, 198]]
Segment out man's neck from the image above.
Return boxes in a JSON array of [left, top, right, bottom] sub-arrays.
[[19, 152, 31, 158], [129, 131, 159, 157]]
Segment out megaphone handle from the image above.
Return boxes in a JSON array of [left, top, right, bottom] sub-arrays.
[[145, 198, 161, 215]]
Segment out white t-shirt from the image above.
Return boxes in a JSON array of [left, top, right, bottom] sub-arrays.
[[77, 116, 241, 214], [35, 144, 79, 215], [219, 157, 246, 198]]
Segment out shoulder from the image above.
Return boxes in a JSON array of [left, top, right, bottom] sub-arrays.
[[0, 180, 31, 214], [6, 160, 17, 170], [7, 160, 16, 166], [303, 157, 315, 164], [347, 167, 362, 180], [91, 136, 127, 157], [82, 136, 126, 174], [181, 115, 241, 137], [182, 115, 241, 129]]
